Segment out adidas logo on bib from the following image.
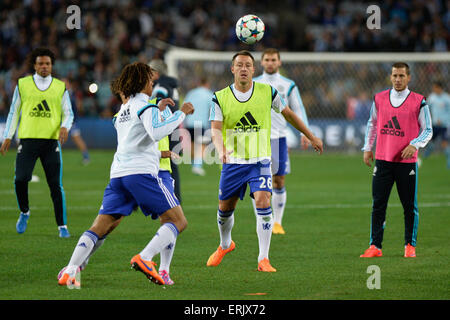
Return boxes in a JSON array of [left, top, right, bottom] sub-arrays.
[[29, 100, 51, 118], [380, 116, 404, 137], [233, 111, 260, 133]]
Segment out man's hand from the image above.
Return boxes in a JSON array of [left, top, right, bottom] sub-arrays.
[[300, 135, 310, 150], [180, 102, 194, 115], [0, 138, 11, 156], [401, 144, 417, 160], [161, 150, 180, 160], [59, 127, 68, 145], [310, 136, 323, 154], [363, 151, 374, 167], [157, 98, 175, 111], [219, 149, 233, 164]]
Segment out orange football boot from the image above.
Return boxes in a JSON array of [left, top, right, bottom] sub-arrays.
[[130, 254, 165, 285], [206, 241, 235, 267], [57, 266, 81, 289], [272, 222, 286, 235], [360, 245, 382, 257], [257, 258, 277, 272], [404, 244, 416, 258]]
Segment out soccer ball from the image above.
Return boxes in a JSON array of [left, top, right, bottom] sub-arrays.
[[235, 14, 265, 45]]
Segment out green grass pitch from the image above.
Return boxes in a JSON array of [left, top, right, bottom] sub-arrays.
[[0, 149, 449, 300]]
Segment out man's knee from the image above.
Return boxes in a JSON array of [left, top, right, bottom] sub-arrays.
[[253, 191, 271, 208], [160, 206, 188, 233], [90, 214, 121, 238]]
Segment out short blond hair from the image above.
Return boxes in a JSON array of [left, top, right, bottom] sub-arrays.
[[261, 48, 280, 60]]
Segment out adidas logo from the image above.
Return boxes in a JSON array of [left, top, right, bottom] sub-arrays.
[[29, 100, 51, 118], [233, 111, 261, 133], [409, 169, 415, 176], [78, 242, 87, 248], [380, 116, 404, 137], [118, 108, 131, 123]]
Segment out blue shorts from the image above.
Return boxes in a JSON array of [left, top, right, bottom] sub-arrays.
[[158, 170, 176, 196], [271, 137, 290, 176], [219, 160, 272, 201], [70, 122, 81, 137], [99, 173, 179, 219], [431, 125, 448, 141]]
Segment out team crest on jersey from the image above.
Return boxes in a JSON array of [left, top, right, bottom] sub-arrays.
[[118, 108, 131, 123], [233, 111, 261, 133]]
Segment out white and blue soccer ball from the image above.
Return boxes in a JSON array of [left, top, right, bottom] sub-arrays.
[[235, 14, 265, 45]]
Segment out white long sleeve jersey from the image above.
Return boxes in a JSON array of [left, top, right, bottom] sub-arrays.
[[3, 73, 73, 139], [110, 93, 185, 178], [254, 72, 309, 139]]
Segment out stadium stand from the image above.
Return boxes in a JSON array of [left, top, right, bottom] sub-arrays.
[[0, 0, 448, 119]]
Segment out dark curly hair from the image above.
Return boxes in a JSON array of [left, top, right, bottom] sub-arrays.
[[28, 47, 55, 70], [115, 62, 153, 99]]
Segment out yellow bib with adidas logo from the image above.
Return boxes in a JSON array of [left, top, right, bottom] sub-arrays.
[[17, 75, 65, 139], [215, 82, 272, 160]]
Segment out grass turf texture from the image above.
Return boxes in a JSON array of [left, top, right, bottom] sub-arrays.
[[0, 149, 449, 300]]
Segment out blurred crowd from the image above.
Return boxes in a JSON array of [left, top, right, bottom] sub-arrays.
[[0, 0, 448, 118]]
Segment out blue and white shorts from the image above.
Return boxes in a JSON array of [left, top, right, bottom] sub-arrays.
[[219, 160, 272, 201], [271, 137, 291, 176], [99, 173, 179, 219], [70, 122, 81, 137]]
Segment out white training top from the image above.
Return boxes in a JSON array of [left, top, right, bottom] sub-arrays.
[[253, 72, 309, 139], [110, 93, 185, 178]]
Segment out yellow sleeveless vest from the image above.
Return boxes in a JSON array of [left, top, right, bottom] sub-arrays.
[[214, 82, 272, 160], [17, 75, 65, 139]]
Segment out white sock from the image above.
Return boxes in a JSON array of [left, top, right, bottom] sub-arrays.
[[68, 230, 98, 267], [159, 238, 177, 273], [256, 207, 273, 262], [80, 236, 106, 269], [217, 209, 234, 249], [272, 187, 286, 224], [140, 223, 178, 261], [251, 198, 258, 217]]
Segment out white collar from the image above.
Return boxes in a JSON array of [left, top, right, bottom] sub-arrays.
[[33, 73, 52, 82], [231, 82, 253, 94], [391, 86, 410, 98], [263, 71, 279, 80], [134, 92, 151, 102]]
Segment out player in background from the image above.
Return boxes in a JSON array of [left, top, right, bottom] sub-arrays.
[[0, 47, 73, 238], [63, 78, 90, 165], [360, 62, 433, 258], [207, 50, 323, 272], [58, 62, 194, 288], [253, 48, 311, 235], [183, 76, 214, 176], [148, 59, 183, 203], [421, 81, 450, 168]]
